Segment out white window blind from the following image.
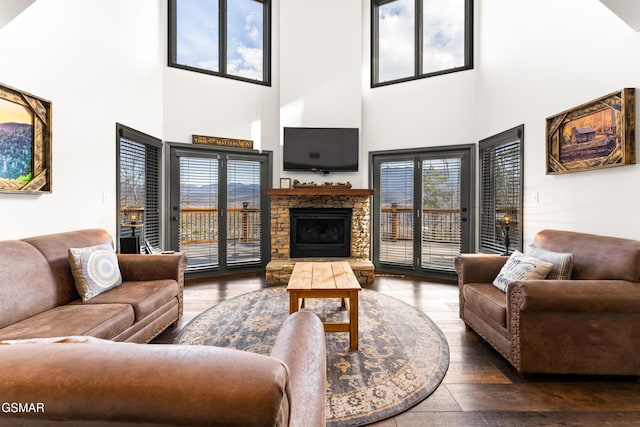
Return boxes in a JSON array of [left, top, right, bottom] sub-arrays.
[[179, 156, 220, 269], [227, 158, 262, 266], [421, 158, 461, 271], [379, 160, 414, 266]]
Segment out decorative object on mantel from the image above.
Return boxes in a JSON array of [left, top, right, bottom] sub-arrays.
[[279, 177, 291, 189], [192, 134, 253, 149], [0, 82, 52, 194], [292, 179, 352, 188], [546, 88, 635, 175]]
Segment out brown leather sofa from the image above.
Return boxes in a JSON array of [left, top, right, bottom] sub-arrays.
[[0, 229, 328, 425], [455, 229, 640, 377], [0, 310, 327, 426], [0, 228, 186, 343]]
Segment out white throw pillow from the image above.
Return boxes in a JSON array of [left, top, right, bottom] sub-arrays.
[[69, 244, 122, 301], [526, 245, 574, 280], [492, 251, 553, 292]]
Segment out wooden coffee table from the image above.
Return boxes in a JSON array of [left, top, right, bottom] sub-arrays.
[[287, 261, 361, 350]]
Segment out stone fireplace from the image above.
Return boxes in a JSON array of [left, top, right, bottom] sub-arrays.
[[265, 187, 374, 284]]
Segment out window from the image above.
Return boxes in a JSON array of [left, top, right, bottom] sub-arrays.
[[169, 0, 271, 85], [116, 124, 162, 251], [372, 0, 473, 87], [479, 125, 523, 255]]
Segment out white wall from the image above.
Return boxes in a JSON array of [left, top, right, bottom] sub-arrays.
[[279, 0, 364, 187], [0, 0, 163, 240], [475, 0, 640, 242]]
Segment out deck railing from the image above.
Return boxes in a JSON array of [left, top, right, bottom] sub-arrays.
[[180, 205, 261, 244], [380, 204, 461, 243]]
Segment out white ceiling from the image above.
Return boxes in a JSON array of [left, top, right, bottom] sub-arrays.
[[0, 0, 35, 28], [600, 0, 640, 31]]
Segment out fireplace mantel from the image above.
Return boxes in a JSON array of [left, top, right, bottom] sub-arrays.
[[266, 188, 374, 196]]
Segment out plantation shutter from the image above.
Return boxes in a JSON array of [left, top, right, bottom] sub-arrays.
[[117, 125, 162, 250], [378, 160, 414, 266], [227, 158, 262, 266], [179, 155, 220, 269], [479, 127, 523, 254]]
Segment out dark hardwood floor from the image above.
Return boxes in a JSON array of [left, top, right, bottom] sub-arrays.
[[153, 274, 640, 426]]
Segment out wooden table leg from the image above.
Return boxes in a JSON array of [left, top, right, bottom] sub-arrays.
[[289, 291, 299, 315], [349, 291, 359, 350]]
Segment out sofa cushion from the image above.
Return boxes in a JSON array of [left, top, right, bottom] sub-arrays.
[[80, 280, 179, 321], [526, 245, 574, 280], [69, 244, 123, 301], [493, 251, 553, 292], [533, 229, 640, 281], [0, 240, 59, 329], [0, 304, 135, 341], [23, 229, 114, 305], [463, 284, 508, 329]]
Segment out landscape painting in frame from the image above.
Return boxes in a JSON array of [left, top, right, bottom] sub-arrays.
[[0, 83, 51, 193], [546, 88, 636, 174]]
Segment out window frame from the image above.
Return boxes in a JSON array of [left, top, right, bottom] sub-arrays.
[[168, 0, 272, 86], [478, 125, 524, 255], [116, 123, 163, 252], [371, 0, 474, 88]]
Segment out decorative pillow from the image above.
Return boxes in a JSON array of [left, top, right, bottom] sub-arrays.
[[69, 244, 122, 301], [526, 245, 574, 280], [492, 251, 553, 292]]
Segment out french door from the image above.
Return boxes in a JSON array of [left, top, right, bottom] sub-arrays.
[[167, 143, 271, 273], [372, 145, 474, 278]]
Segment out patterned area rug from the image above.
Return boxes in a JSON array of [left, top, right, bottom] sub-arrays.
[[177, 286, 449, 427]]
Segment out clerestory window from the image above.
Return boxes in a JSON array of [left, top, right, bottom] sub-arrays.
[[372, 0, 473, 87], [169, 0, 271, 85]]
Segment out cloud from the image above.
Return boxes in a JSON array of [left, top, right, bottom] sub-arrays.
[[227, 13, 263, 80], [378, 0, 415, 82], [377, 0, 466, 81]]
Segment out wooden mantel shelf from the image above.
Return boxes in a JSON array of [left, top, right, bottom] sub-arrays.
[[266, 187, 374, 196]]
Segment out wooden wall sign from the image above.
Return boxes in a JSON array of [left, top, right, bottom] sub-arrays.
[[192, 135, 253, 149]]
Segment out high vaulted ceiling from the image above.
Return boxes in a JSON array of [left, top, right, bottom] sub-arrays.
[[600, 0, 640, 31], [0, 0, 36, 28]]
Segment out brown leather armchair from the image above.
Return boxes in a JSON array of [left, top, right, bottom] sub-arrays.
[[455, 229, 640, 377]]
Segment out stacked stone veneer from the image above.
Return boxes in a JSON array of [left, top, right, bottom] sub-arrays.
[[265, 192, 375, 285]]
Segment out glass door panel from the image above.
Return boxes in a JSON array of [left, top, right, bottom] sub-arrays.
[[421, 157, 462, 271], [227, 158, 262, 266], [378, 160, 414, 266], [179, 156, 219, 270]]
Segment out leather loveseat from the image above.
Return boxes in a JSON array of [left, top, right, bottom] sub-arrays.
[[455, 229, 640, 377], [0, 228, 186, 343]]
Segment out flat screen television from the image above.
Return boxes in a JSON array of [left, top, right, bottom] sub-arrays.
[[283, 127, 359, 173]]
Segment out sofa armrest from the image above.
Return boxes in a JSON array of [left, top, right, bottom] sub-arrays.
[[0, 342, 291, 426], [270, 311, 326, 427], [455, 254, 508, 286], [508, 280, 640, 313], [117, 253, 187, 316]]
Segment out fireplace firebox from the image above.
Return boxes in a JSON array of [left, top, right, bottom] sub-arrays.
[[289, 208, 352, 258]]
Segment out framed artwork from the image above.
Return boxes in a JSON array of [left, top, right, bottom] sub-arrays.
[[280, 177, 291, 189], [0, 83, 52, 193], [546, 88, 635, 175]]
